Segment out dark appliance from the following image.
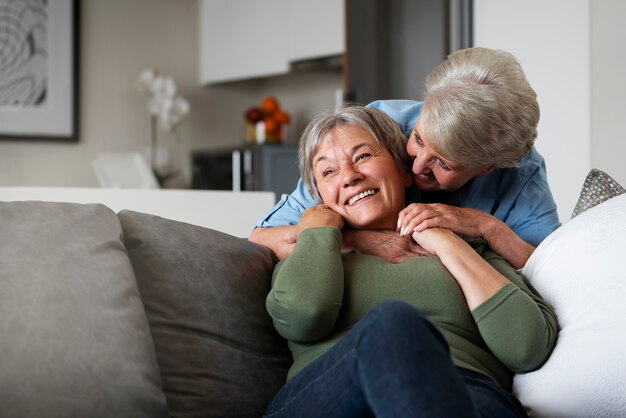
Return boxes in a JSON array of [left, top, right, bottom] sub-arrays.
[[191, 144, 300, 198]]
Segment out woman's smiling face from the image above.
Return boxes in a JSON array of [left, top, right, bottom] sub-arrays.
[[313, 125, 412, 230], [407, 120, 491, 192]]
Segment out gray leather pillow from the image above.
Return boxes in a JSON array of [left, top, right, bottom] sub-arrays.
[[119, 210, 291, 418], [0, 202, 169, 418]]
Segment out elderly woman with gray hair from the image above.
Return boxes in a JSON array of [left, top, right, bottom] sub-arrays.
[[251, 48, 560, 269], [264, 105, 557, 417]]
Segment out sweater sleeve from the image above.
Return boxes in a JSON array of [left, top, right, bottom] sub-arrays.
[[471, 253, 558, 373], [266, 227, 344, 343]]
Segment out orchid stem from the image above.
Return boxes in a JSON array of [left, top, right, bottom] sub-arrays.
[[151, 114, 158, 172]]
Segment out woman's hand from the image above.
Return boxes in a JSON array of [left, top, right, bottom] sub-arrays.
[[409, 227, 460, 256], [299, 205, 344, 231], [249, 225, 299, 260], [397, 203, 534, 269], [249, 206, 343, 260], [398, 203, 487, 238]]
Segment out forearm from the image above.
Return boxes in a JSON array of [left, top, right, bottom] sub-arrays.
[[482, 218, 535, 269], [342, 229, 431, 262], [425, 224, 557, 370], [249, 225, 299, 259], [430, 233, 509, 311], [398, 204, 535, 268]]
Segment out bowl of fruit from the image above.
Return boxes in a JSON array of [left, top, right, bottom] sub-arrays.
[[244, 96, 290, 144]]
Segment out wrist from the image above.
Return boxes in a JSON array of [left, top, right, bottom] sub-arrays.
[[479, 215, 503, 244], [436, 233, 470, 258]]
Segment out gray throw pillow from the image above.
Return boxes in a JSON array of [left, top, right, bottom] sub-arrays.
[[0, 202, 169, 418], [571, 169, 625, 218], [118, 210, 291, 418]]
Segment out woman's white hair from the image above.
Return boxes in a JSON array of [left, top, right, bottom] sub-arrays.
[[298, 105, 411, 203], [420, 47, 540, 168]]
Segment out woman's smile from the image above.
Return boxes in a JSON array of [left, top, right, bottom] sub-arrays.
[[346, 188, 378, 206]]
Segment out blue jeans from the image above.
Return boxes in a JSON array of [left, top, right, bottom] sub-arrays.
[[264, 301, 527, 418]]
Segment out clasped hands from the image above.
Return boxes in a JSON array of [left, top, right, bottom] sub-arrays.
[[295, 203, 478, 263]]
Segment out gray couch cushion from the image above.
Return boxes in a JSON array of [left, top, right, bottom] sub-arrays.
[[119, 210, 291, 418], [0, 202, 168, 418]]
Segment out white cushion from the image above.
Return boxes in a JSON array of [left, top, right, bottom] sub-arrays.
[[513, 193, 626, 417]]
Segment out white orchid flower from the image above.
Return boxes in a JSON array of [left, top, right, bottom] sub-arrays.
[[171, 97, 190, 122], [136, 68, 155, 91], [137, 68, 189, 134], [150, 75, 176, 99]]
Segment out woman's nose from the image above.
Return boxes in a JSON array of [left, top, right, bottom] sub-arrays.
[[341, 165, 364, 186], [412, 153, 430, 175]]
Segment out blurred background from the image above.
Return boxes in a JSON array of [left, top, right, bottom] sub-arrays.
[[0, 0, 625, 221]]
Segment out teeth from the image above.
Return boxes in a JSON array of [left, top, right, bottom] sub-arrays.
[[348, 189, 376, 205]]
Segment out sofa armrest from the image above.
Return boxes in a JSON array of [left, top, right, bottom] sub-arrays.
[[0, 187, 275, 237]]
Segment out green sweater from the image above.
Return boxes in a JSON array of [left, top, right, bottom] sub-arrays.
[[266, 227, 558, 390]]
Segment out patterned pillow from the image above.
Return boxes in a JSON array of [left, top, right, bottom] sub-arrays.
[[571, 169, 625, 218]]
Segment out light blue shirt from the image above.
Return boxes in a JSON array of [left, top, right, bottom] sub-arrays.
[[254, 100, 561, 246]]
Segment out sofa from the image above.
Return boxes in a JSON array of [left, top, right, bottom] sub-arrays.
[[1, 170, 625, 418], [0, 188, 291, 418]]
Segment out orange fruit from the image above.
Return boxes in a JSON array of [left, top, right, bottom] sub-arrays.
[[260, 96, 279, 115], [274, 110, 290, 125], [263, 116, 279, 135]]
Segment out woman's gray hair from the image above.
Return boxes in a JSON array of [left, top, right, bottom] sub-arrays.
[[420, 47, 540, 168], [299, 105, 411, 203]]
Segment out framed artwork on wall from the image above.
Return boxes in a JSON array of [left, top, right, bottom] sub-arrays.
[[0, 0, 79, 142]]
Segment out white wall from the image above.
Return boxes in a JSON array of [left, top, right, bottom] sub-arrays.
[[0, 0, 341, 188], [474, 0, 592, 221], [591, 0, 626, 186]]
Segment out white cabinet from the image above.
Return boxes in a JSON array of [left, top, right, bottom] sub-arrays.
[[199, 0, 289, 84], [287, 0, 344, 62], [199, 0, 344, 85]]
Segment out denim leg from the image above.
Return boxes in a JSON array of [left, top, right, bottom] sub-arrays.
[[264, 300, 479, 418], [460, 369, 528, 418]]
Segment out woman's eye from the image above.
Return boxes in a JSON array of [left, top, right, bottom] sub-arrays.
[[413, 133, 423, 147], [437, 159, 451, 171], [322, 169, 334, 177], [355, 153, 371, 162]]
